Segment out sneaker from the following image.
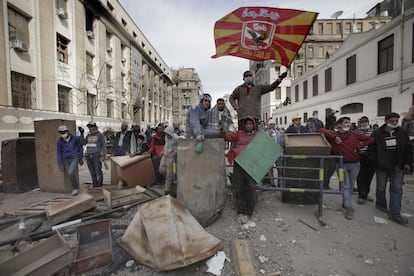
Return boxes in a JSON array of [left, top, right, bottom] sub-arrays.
[[344, 208, 355, 220], [71, 189, 79, 196], [376, 204, 388, 213], [357, 198, 365, 205], [389, 214, 408, 225]]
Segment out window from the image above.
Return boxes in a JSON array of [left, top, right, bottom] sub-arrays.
[[11, 72, 33, 108], [87, 93, 96, 116], [122, 103, 127, 119], [286, 86, 291, 100], [106, 64, 112, 86], [304, 112, 308, 121], [8, 7, 29, 47], [58, 85, 70, 113], [345, 23, 352, 34], [121, 18, 127, 26], [377, 97, 391, 116], [308, 47, 314, 58], [106, 32, 112, 48], [336, 23, 342, 34], [341, 103, 363, 114], [318, 23, 323, 34], [295, 85, 299, 102], [346, 54, 356, 85], [56, 0, 67, 11], [275, 118, 278, 125], [107, 1, 114, 11], [318, 46, 324, 58], [86, 53, 94, 75], [378, 34, 394, 74], [57, 34, 69, 64], [297, 65, 303, 77], [355, 22, 363, 32], [312, 75, 318, 96], [284, 116, 287, 125], [85, 8, 95, 31], [326, 23, 333, 34], [303, 80, 308, 99], [106, 99, 113, 117], [121, 73, 126, 95], [275, 87, 281, 100], [297, 51, 304, 59], [325, 67, 332, 92]]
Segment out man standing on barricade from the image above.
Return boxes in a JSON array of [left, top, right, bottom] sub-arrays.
[[204, 98, 234, 138], [319, 117, 374, 220]]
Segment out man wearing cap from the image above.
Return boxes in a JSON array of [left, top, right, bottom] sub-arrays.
[[185, 93, 212, 140], [230, 71, 287, 130], [56, 125, 83, 195], [79, 121, 107, 187], [356, 116, 375, 204], [285, 115, 310, 133], [368, 112, 412, 225]]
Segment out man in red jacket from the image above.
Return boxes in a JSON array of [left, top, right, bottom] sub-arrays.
[[319, 117, 374, 220], [221, 116, 258, 224]]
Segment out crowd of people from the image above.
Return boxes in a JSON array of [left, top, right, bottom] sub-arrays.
[[55, 69, 413, 226]]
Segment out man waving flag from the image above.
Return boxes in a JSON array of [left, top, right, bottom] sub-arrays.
[[212, 7, 318, 66]]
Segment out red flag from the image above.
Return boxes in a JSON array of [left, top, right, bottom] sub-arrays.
[[212, 7, 318, 66]]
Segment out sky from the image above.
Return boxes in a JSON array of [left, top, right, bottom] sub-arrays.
[[119, 0, 381, 100]]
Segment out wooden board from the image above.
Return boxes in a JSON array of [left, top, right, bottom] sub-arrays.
[[46, 194, 96, 224], [103, 187, 147, 208], [87, 185, 119, 199], [0, 234, 73, 276], [15, 196, 73, 215], [230, 239, 257, 276]]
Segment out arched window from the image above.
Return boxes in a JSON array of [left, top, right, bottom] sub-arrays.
[[341, 103, 363, 114], [377, 97, 392, 116]]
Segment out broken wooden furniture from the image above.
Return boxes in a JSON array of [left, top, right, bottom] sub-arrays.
[[0, 234, 73, 276], [110, 155, 155, 188], [103, 186, 147, 209], [74, 219, 112, 273], [45, 194, 96, 224], [119, 195, 223, 272]]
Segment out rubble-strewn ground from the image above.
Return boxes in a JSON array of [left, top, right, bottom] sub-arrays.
[[1, 163, 414, 276]]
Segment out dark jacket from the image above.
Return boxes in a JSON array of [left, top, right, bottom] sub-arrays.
[[112, 131, 134, 155], [368, 124, 412, 170], [57, 135, 83, 167], [285, 124, 310, 134]]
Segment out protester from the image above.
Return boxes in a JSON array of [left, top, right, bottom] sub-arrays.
[[220, 116, 259, 224], [205, 98, 234, 138], [306, 111, 324, 132], [229, 71, 287, 129], [355, 116, 375, 204], [185, 93, 212, 140], [368, 112, 412, 225], [145, 124, 153, 146], [112, 122, 136, 156], [319, 117, 374, 220], [56, 125, 83, 195], [79, 121, 107, 187], [145, 123, 166, 185], [325, 108, 338, 130], [129, 134, 149, 157], [285, 115, 309, 133], [159, 126, 181, 196]]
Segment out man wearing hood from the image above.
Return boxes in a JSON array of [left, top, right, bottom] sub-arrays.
[[185, 93, 212, 140], [205, 98, 234, 138], [221, 116, 258, 223], [160, 126, 181, 196], [56, 125, 83, 195], [368, 112, 412, 225], [230, 71, 287, 129]]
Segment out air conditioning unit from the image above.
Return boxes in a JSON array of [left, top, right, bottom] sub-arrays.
[[11, 40, 28, 52], [86, 30, 94, 39], [107, 47, 112, 53], [56, 8, 68, 19]]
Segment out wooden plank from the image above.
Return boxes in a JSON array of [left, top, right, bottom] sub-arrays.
[[15, 196, 73, 215], [103, 187, 147, 208], [0, 234, 73, 276], [230, 239, 258, 276], [46, 194, 96, 224]]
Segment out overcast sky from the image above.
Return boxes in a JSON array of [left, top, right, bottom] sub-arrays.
[[119, 0, 380, 100]]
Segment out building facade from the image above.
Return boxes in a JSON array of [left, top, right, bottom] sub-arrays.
[[1, 0, 179, 144], [273, 5, 414, 129]]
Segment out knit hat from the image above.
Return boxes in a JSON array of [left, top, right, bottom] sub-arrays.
[[268, 119, 276, 125]]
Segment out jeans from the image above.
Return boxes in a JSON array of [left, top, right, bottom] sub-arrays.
[[342, 162, 360, 209], [233, 162, 257, 216], [376, 166, 404, 216], [86, 154, 103, 187], [357, 154, 375, 199], [63, 157, 79, 189]]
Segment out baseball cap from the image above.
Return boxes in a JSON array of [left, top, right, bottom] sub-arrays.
[[57, 125, 68, 132], [87, 121, 97, 127]]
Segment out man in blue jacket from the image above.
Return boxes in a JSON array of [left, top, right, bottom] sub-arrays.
[[185, 93, 212, 140], [57, 125, 83, 195]]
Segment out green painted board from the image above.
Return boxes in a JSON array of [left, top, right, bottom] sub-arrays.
[[235, 131, 283, 183]]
